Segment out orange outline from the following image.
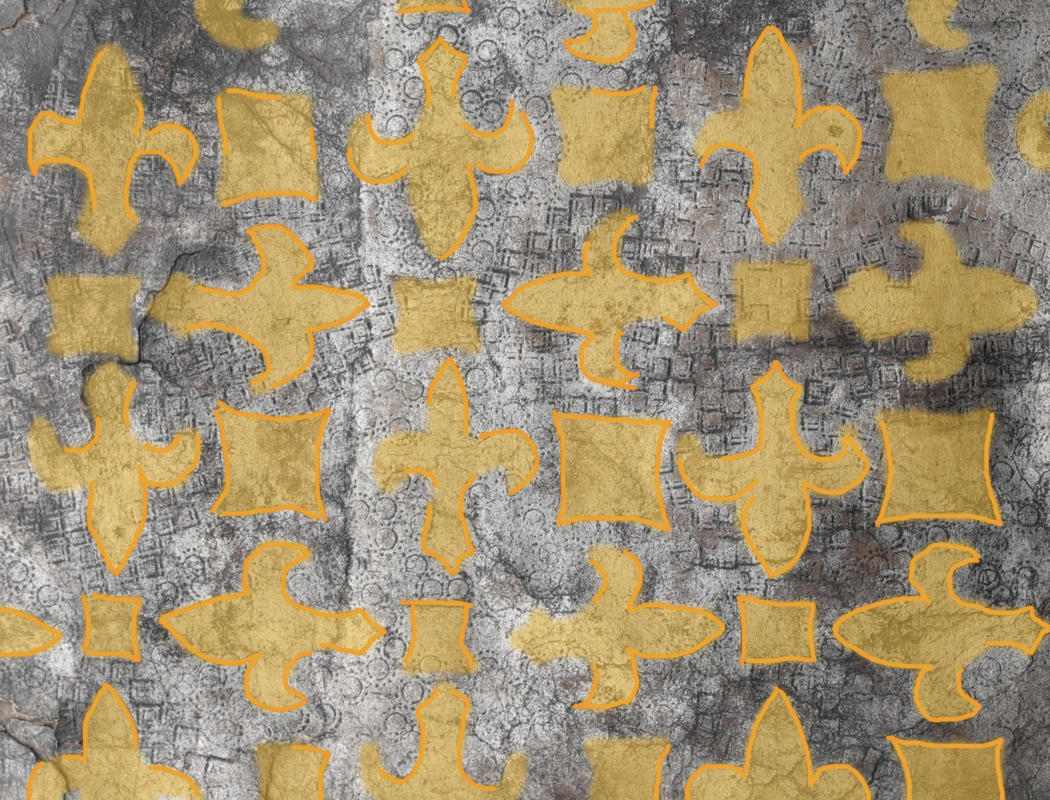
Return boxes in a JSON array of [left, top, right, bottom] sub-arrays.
[[554, 411, 671, 530], [695, 25, 862, 244], [563, 1, 656, 64], [159, 541, 386, 713], [875, 410, 1002, 526], [396, 0, 470, 12], [889, 737, 1005, 800], [402, 599, 476, 673], [833, 542, 1049, 723], [685, 687, 871, 799], [178, 223, 369, 392], [738, 595, 817, 665], [216, 89, 320, 205], [503, 212, 714, 390], [0, 607, 62, 657], [26, 46, 199, 231], [26, 683, 202, 800], [81, 593, 142, 662], [212, 402, 330, 520], [346, 38, 534, 261], [676, 361, 870, 577]]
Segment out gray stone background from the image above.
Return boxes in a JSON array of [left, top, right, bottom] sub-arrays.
[[2, 0, 1050, 797]]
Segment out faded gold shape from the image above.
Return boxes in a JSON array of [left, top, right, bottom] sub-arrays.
[[47, 275, 140, 359], [551, 86, 656, 185], [1016, 90, 1050, 171], [212, 402, 331, 520], [81, 593, 141, 662], [555, 411, 670, 529], [510, 546, 724, 709], [833, 543, 1048, 722], [150, 224, 368, 393], [694, 26, 862, 244], [373, 358, 538, 574], [360, 682, 526, 800], [835, 222, 1036, 383], [26, 684, 201, 800], [907, 0, 967, 50], [876, 408, 1000, 525], [402, 600, 475, 674], [677, 361, 869, 578], [216, 90, 320, 204], [889, 738, 1005, 800], [28, 363, 200, 575], [257, 743, 330, 800], [685, 688, 871, 800], [392, 276, 481, 355], [195, 0, 278, 50], [738, 596, 816, 665], [883, 65, 997, 189], [27, 45, 198, 257], [585, 737, 670, 800], [159, 541, 385, 712], [503, 210, 715, 389], [347, 38, 533, 260], [397, 0, 470, 12], [0, 607, 61, 657], [563, 0, 656, 63], [733, 261, 812, 342]]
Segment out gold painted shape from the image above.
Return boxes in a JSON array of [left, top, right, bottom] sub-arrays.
[[907, 0, 967, 50], [347, 38, 533, 261], [503, 210, 715, 389], [150, 224, 368, 393], [402, 600, 475, 674], [876, 408, 1000, 525], [27, 45, 198, 257], [889, 738, 1005, 800], [685, 688, 871, 800], [28, 363, 200, 575], [392, 276, 481, 355], [216, 90, 320, 204], [81, 593, 141, 662], [360, 682, 526, 800], [833, 543, 1048, 722], [551, 86, 656, 185], [212, 402, 330, 520], [585, 737, 670, 800], [738, 596, 816, 665], [0, 607, 61, 657], [195, 0, 278, 50], [562, 0, 656, 63], [159, 541, 385, 713], [397, 0, 470, 12], [510, 546, 725, 710], [257, 743, 330, 800], [835, 221, 1036, 383], [694, 26, 862, 244], [732, 261, 812, 342], [26, 684, 201, 800], [883, 65, 997, 189], [1017, 90, 1050, 171], [46, 275, 140, 359], [676, 361, 869, 578], [373, 358, 538, 574]]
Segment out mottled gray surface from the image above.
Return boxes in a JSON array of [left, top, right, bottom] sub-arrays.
[[2, 0, 1050, 797]]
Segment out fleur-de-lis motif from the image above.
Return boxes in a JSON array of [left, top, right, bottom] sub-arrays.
[[159, 541, 386, 712], [195, 0, 279, 51], [833, 543, 1050, 722], [347, 37, 533, 260], [510, 546, 724, 709], [0, 607, 61, 657], [693, 26, 862, 244], [373, 358, 538, 574], [26, 684, 201, 800], [360, 683, 526, 800], [27, 45, 198, 256], [835, 221, 1037, 384], [149, 224, 369, 393], [562, 0, 656, 63], [28, 363, 200, 575], [676, 361, 869, 578], [503, 210, 715, 390]]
